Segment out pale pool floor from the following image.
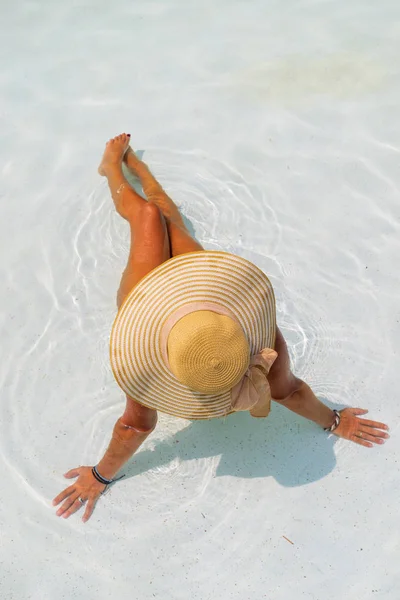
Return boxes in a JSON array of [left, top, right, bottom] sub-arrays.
[[0, 1, 399, 598]]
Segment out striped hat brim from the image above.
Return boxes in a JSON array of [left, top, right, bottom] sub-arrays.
[[110, 251, 276, 420]]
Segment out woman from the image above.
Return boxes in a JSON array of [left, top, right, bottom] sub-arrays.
[[53, 133, 389, 522]]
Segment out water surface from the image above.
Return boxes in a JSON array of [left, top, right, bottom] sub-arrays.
[[0, 1, 399, 598]]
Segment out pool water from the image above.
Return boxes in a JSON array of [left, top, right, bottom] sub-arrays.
[[1, 1, 399, 598]]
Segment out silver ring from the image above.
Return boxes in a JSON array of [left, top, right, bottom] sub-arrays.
[[78, 497, 86, 504]]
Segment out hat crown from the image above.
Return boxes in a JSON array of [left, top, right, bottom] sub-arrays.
[[167, 310, 250, 394]]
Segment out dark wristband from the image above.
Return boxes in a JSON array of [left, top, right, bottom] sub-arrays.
[[91, 465, 125, 485]]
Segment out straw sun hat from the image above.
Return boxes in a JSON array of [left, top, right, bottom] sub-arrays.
[[110, 251, 277, 420]]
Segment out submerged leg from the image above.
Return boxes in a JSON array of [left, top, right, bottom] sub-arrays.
[[98, 133, 171, 303], [123, 147, 186, 226], [124, 146, 204, 256], [117, 201, 171, 308]]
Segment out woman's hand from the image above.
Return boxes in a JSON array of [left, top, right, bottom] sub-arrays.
[[333, 408, 389, 447], [52, 467, 106, 522]]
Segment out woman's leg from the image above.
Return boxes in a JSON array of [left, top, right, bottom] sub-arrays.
[[99, 134, 171, 430], [99, 133, 147, 223], [123, 147, 204, 257], [98, 133, 171, 305], [116, 202, 170, 307]]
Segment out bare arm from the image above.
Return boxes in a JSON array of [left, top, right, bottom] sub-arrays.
[[274, 380, 389, 447], [274, 380, 335, 429], [96, 399, 157, 479], [53, 397, 157, 521]]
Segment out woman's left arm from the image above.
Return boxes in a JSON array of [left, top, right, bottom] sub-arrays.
[[273, 381, 389, 447]]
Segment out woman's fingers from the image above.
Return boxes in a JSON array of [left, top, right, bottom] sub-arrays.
[[359, 419, 389, 431], [335, 408, 389, 448], [351, 435, 373, 448], [54, 466, 105, 521], [56, 494, 79, 517], [360, 425, 389, 439], [64, 468, 81, 479], [356, 430, 385, 445], [52, 485, 75, 507], [82, 497, 97, 523], [61, 497, 85, 519]]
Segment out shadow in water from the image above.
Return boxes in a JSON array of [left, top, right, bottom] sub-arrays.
[[123, 400, 340, 488], [181, 214, 197, 239]]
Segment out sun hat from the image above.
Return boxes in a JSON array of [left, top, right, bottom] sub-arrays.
[[110, 251, 277, 420]]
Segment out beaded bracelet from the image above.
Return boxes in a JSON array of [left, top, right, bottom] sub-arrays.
[[324, 409, 341, 432]]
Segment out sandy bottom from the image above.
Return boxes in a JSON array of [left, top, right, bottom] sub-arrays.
[[1, 1, 399, 598]]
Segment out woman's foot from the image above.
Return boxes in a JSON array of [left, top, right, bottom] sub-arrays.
[[98, 133, 131, 176]]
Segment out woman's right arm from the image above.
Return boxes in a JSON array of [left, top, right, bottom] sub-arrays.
[[52, 397, 157, 522]]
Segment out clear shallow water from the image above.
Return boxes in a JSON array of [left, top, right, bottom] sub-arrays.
[[1, 1, 399, 598]]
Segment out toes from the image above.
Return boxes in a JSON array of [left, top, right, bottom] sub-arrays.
[[106, 134, 130, 148], [114, 134, 124, 144]]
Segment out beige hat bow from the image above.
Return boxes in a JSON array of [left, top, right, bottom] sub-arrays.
[[231, 348, 278, 417]]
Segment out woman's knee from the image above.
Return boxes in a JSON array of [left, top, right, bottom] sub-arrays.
[[139, 203, 170, 257], [140, 201, 164, 225], [137, 202, 169, 241]]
